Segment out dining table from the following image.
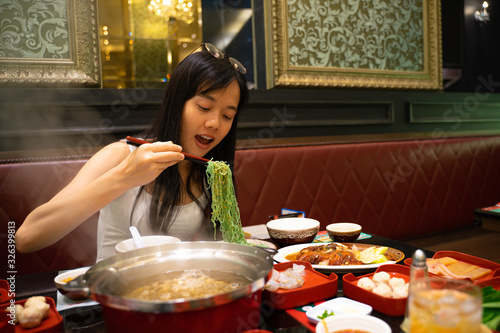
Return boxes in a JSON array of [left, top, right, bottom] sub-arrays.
[[4, 233, 435, 333]]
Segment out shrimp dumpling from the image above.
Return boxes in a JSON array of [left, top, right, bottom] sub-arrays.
[[388, 277, 406, 288], [357, 277, 376, 291], [372, 271, 391, 285], [372, 283, 392, 298], [392, 285, 408, 298]]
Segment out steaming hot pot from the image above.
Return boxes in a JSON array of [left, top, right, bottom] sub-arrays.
[[66, 242, 274, 333]]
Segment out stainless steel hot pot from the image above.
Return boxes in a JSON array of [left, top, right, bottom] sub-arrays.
[[67, 242, 274, 333]]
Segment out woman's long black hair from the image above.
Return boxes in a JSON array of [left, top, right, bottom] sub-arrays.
[[135, 48, 248, 233]]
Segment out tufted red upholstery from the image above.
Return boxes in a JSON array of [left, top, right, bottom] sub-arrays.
[[0, 158, 96, 276], [2, 136, 500, 275], [234, 136, 500, 240]]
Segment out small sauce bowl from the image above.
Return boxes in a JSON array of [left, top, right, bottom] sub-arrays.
[[54, 267, 90, 300], [326, 223, 362, 242]]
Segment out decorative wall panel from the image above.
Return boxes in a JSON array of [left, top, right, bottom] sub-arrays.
[[264, 0, 442, 89], [410, 102, 500, 123], [0, 0, 101, 86]]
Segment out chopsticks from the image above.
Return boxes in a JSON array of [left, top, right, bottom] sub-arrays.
[[125, 136, 209, 165]]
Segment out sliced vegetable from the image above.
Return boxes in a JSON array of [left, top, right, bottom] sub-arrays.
[[357, 246, 389, 264], [482, 286, 500, 331], [317, 309, 335, 320]]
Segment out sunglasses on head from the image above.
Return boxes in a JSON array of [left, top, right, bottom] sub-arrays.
[[201, 43, 247, 75]]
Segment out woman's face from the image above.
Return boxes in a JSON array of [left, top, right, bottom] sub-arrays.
[[180, 80, 240, 157]]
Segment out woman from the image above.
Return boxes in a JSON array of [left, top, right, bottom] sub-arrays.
[[16, 44, 248, 261]]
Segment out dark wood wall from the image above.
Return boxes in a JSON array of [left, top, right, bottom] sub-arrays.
[[1, 87, 500, 159]]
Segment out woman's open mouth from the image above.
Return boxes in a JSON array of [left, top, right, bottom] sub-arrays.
[[195, 134, 214, 149]]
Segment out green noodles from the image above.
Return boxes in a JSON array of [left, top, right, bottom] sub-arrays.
[[206, 160, 248, 245]]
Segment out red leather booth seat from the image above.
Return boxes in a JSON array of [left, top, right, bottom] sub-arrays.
[[0, 157, 96, 275], [234, 136, 500, 240], [1, 136, 500, 275]]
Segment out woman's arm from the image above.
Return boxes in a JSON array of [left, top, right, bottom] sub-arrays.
[[15, 140, 184, 253]]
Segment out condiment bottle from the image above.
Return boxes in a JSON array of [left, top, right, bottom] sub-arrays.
[[400, 249, 429, 332]]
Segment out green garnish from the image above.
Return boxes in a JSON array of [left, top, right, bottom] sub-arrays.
[[482, 286, 500, 331], [317, 309, 335, 320]]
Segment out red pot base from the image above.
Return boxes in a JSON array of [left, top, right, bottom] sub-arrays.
[[101, 291, 263, 333]]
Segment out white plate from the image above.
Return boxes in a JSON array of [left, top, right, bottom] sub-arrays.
[[306, 297, 372, 324], [274, 243, 400, 273]]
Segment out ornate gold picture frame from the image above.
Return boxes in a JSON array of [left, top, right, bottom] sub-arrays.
[[0, 0, 101, 87], [263, 0, 442, 90]]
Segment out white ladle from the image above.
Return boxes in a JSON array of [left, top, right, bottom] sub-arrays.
[[129, 226, 144, 249]]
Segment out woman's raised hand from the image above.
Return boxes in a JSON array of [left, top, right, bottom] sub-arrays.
[[118, 141, 184, 188]]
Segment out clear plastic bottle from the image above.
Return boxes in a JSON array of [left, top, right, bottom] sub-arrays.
[[401, 249, 429, 332]]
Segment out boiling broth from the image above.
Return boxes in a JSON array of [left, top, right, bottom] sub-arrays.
[[122, 269, 251, 301]]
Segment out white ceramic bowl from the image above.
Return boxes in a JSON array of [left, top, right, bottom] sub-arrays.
[[315, 314, 391, 333], [326, 222, 362, 242], [115, 235, 181, 254], [266, 217, 320, 247], [54, 266, 90, 300]]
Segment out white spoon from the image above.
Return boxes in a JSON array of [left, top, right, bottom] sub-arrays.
[[129, 226, 144, 249]]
